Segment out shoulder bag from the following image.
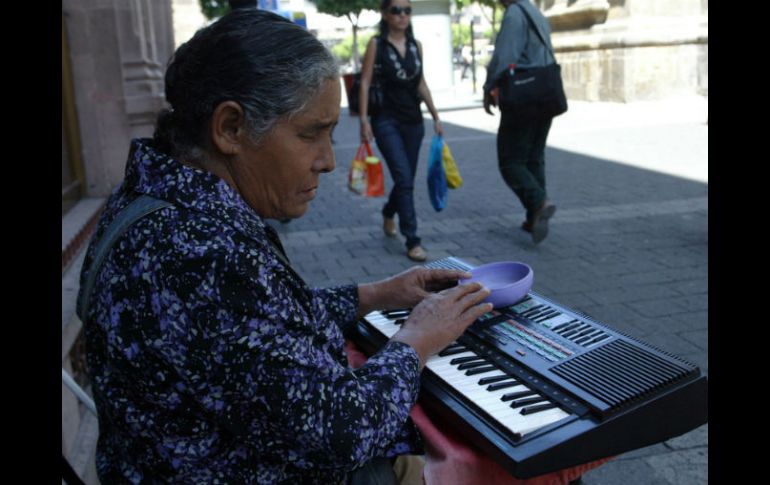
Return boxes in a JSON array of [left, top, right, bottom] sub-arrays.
[[350, 36, 385, 116], [497, 4, 568, 120]]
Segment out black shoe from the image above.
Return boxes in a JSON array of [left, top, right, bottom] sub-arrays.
[[530, 202, 556, 244], [521, 220, 532, 233]]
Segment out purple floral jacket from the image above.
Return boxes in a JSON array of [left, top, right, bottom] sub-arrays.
[[79, 139, 423, 484]]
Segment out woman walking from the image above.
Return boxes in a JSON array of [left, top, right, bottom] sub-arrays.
[[358, 0, 443, 262]]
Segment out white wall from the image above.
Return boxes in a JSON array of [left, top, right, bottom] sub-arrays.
[[412, 0, 454, 93]]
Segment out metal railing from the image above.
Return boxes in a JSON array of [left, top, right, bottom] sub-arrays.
[[62, 368, 97, 416]]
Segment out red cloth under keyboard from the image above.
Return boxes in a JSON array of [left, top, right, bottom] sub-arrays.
[[345, 340, 612, 485]]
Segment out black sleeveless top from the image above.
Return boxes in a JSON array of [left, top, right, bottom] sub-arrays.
[[376, 36, 423, 124]]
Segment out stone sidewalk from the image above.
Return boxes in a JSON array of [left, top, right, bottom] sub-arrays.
[[271, 96, 708, 484]]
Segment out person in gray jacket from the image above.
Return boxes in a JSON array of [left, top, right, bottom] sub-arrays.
[[483, 0, 557, 244]]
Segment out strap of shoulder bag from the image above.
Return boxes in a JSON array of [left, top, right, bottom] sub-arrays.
[[374, 35, 383, 73], [77, 193, 298, 321], [77, 194, 172, 321], [515, 2, 556, 64]]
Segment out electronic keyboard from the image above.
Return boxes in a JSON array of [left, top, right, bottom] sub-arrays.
[[351, 257, 708, 478]]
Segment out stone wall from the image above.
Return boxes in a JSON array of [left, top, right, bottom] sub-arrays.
[[63, 0, 175, 198], [544, 0, 708, 101]]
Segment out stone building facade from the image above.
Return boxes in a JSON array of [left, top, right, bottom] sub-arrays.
[[544, 0, 708, 101], [62, 0, 175, 200]]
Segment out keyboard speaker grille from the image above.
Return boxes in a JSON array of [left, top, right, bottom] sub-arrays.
[[551, 340, 698, 410]]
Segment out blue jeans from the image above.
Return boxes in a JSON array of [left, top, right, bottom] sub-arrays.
[[372, 115, 425, 249], [497, 112, 553, 220]]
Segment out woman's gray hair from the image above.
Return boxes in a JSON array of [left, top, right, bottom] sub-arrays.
[[154, 9, 339, 159]]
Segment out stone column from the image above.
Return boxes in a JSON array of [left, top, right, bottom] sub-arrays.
[[62, 0, 174, 197], [116, 0, 172, 138], [411, 0, 454, 95]]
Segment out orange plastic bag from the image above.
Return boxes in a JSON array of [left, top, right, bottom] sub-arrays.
[[348, 142, 384, 197]]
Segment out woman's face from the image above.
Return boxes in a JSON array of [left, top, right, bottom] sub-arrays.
[[383, 0, 412, 31], [230, 78, 341, 220]]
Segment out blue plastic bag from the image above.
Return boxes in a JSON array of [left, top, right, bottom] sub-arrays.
[[427, 135, 448, 212]]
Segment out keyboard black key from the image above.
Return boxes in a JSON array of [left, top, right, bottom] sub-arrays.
[[501, 390, 536, 401], [478, 375, 512, 385], [384, 309, 410, 318], [465, 365, 498, 376], [520, 402, 559, 415], [450, 356, 485, 365], [438, 345, 468, 357], [457, 361, 489, 371], [510, 396, 547, 409], [487, 380, 521, 392]]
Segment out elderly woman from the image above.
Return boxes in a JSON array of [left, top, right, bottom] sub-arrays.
[[77, 9, 491, 484]]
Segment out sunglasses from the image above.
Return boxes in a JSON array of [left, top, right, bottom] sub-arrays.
[[389, 6, 412, 15]]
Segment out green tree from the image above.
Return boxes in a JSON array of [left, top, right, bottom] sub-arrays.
[[198, 0, 231, 20], [451, 23, 471, 51], [309, 0, 380, 71], [331, 31, 375, 65], [454, 0, 505, 39], [456, 0, 546, 39]]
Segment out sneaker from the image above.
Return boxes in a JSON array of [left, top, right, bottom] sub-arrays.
[[407, 245, 427, 262], [521, 220, 532, 233], [383, 216, 397, 237], [530, 202, 556, 244]]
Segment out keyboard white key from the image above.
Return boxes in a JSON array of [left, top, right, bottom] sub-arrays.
[[365, 311, 571, 437], [424, 350, 569, 437], [366, 312, 402, 338]]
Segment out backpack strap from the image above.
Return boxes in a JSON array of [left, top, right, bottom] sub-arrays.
[[76, 194, 172, 321]]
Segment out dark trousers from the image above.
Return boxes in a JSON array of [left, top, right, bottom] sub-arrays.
[[349, 457, 397, 485], [496, 112, 553, 221], [372, 115, 425, 249]]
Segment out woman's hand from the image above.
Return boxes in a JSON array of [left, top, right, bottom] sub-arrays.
[[357, 267, 472, 318], [433, 119, 444, 137], [360, 119, 374, 143], [391, 282, 492, 366]]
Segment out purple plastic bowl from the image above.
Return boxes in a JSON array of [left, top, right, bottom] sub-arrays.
[[461, 261, 533, 308]]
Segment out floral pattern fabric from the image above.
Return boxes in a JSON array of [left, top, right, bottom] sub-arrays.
[[79, 139, 423, 484]]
